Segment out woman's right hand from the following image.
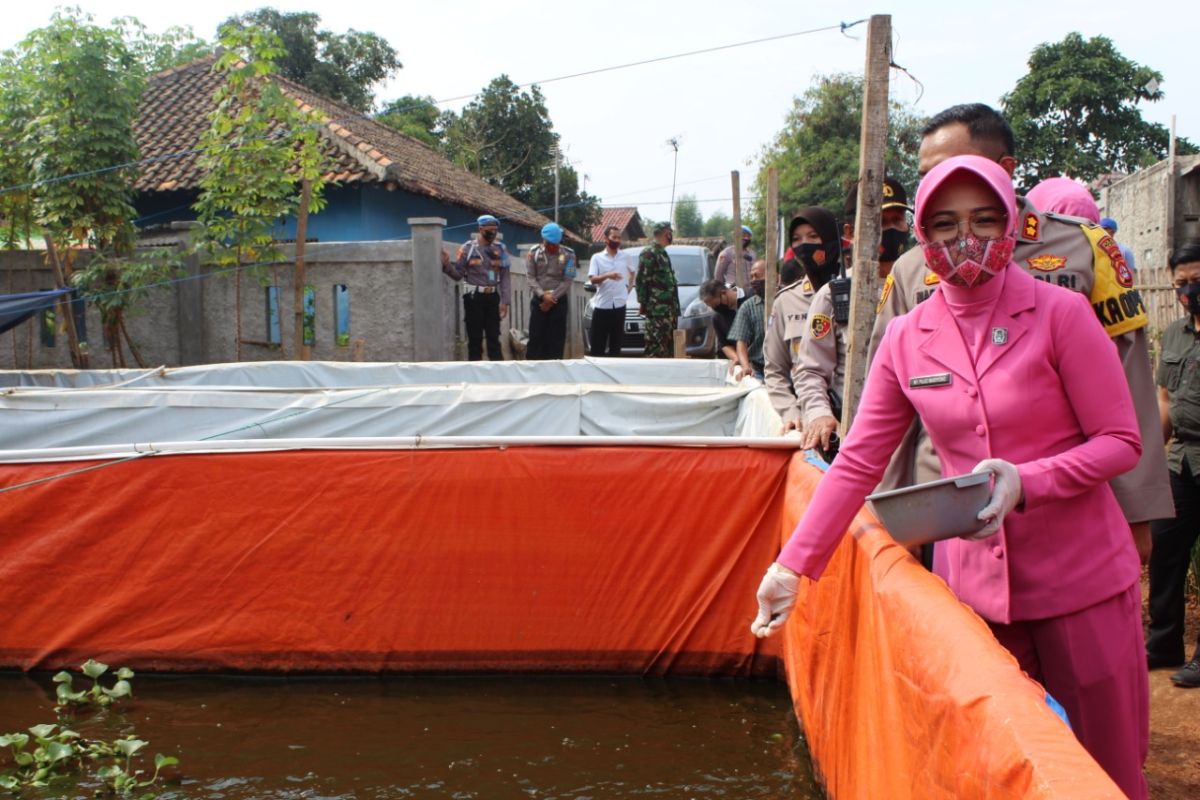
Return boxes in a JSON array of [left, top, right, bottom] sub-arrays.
[[750, 563, 801, 638]]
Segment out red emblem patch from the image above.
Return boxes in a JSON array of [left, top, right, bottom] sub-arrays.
[[810, 313, 832, 340], [1026, 254, 1067, 272], [1022, 213, 1039, 241], [1097, 235, 1134, 288]]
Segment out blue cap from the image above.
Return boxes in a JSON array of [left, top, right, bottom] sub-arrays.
[[741, 225, 752, 236], [541, 222, 563, 244], [1099, 217, 1117, 232], [477, 214, 499, 227]]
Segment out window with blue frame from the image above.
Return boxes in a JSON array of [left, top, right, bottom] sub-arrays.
[[333, 284, 350, 347], [265, 286, 281, 346], [303, 285, 316, 347]]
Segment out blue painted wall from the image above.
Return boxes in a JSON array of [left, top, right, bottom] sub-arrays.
[[134, 185, 543, 248]]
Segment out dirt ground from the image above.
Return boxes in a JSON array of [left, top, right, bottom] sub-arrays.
[[1143, 578, 1200, 799]]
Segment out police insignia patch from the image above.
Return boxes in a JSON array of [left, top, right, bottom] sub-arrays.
[[924, 272, 941, 286], [802, 278, 813, 293], [876, 274, 894, 314], [1097, 235, 1134, 288], [1022, 213, 1040, 241], [810, 314, 832, 340], [1026, 254, 1067, 272]]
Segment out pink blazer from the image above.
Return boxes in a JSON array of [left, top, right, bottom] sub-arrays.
[[778, 266, 1142, 624]]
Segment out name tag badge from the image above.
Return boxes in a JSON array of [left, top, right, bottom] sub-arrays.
[[909, 372, 953, 389], [487, 269, 496, 282]]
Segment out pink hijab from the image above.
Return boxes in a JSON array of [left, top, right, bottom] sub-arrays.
[[913, 155, 1018, 287], [1026, 177, 1100, 223]]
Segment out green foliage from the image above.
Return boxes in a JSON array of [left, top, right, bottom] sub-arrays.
[[703, 211, 732, 239], [221, 8, 400, 112], [376, 94, 444, 148], [11, 7, 144, 254], [673, 194, 703, 237], [71, 250, 181, 367], [0, 52, 36, 250], [747, 73, 925, 237], [0, 662, 178, 796], [113, 17, 212, 75], [1002, 33, 1197, 190], [440, 75, 601, 236], [194, 22, 329, 271]]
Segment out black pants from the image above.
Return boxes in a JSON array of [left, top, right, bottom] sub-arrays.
[[1147, 461, 1200, 662], [527, 295, 569, 360], [590, 306, 625, 357], [463, 291, 502, 361]]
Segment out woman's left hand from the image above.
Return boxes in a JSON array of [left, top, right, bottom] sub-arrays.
[[967, 459, 1023, 539]]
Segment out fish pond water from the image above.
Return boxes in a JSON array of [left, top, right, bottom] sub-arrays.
[[0, 673, 821, 799]]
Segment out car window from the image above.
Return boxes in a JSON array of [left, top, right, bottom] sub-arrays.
[[667, 253, 706, 285]]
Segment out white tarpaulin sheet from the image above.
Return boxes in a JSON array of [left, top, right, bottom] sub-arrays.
[[0, 359, 785, 454]]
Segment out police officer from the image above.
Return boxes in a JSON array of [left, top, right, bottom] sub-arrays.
[[762, 258, 815, 431], [443, 214, 511, 361], [800, 180, 913, 452], [870, 103, 1172, 552], [636, 222, 680, 358], [715, 225, 755, 287], [526, 222, 577, 360], [1146, 241, 1200, 687]]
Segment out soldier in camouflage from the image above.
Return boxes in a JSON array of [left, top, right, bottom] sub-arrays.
[[636, 222, 680, 358]]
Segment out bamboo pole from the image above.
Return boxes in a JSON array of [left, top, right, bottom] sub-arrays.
[[764, 167, 780, 321], [731, 171, 744, 289], [43, 234, 86, 368]]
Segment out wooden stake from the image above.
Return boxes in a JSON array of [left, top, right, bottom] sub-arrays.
[[43, 234, 87, 368], [731, 171, 744, 289], [764, 167, 780, 321], [840, 14, 891, 432], [293, 179, 312, 360], [672, 329, 687, 359]]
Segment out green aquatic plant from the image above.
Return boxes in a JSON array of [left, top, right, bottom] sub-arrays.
[[0, 661, 179, 796]]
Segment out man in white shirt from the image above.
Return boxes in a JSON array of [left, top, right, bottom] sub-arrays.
[[587, 225, 637, 356]]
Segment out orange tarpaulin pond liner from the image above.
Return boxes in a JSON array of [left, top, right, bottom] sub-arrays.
[[0, 446, 1121, 797]]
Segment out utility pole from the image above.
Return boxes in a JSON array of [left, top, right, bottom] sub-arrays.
[[553, 144, 561, 223], [667, 137, 681, 224], [840, 14, 891, 432], [731, 171, 744, 290]]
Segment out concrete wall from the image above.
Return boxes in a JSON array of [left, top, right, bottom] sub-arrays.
[[0, 224, 590, 370]]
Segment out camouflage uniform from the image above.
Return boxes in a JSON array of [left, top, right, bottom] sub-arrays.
[[636, 243, 680, 358], [869, 197, 1172, 524]]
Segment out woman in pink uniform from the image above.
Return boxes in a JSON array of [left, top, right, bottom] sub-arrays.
[[751, 155, 1148, 798]]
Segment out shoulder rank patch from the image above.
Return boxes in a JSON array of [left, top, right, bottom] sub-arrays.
[[802, 278, 813, 293], [1021, 213, 1040, 241], [924, 271, 941, 286], [810, 313, 832, 340], [1097, 235, 1134, 288], [876, 273, 894, 314], [1026, 254, 1067, 272]]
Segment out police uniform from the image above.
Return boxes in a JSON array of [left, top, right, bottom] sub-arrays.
[[870, 196, 1173, 523], [793, 282, 845, 429], [1146, 315, 1200, 669], [444, 237, 511, 361], [526, 242, 577, 360], [636, 242, 679, 358], [715, 244, 755, 288], [763, 279, 816, 426]]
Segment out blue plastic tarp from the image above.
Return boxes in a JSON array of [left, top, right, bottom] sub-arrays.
[[0, 289, 70, 335]]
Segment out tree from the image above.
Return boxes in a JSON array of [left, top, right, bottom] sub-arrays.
[[193, 22, 329, 361], [441, 75, 600, 236], [376, 94, 443, 148], [747, 73, 925, 237], [113, 17, 212, 75], [221, 9, 400, 112], [1002, 33, 1197, 190], [703, 211, 732, 239], [673, 194, 703, 237]]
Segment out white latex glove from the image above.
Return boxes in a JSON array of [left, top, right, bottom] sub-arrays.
[[969, 458, 1023, 540], [750, 563, 801, 638]]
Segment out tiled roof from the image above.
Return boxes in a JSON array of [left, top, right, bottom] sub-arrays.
[[591, 206, 644, 242], [134, 56, 581, 241]]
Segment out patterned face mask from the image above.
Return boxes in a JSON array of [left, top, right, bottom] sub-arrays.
[[921, 232, 1014, 288]]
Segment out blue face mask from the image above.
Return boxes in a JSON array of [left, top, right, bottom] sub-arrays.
[[1177, 282, 1200, 316]]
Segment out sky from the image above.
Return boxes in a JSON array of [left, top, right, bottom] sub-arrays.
[[5, 1, 1197, 224]]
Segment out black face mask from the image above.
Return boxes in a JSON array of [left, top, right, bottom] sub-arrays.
[[742, 237, 752, 249], [750, 279, 765, 298], [1178, 283, 1200, 316], [880, 229, 912, 262], [481, 229, 497, 243], [795, 242, 839, 290]]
